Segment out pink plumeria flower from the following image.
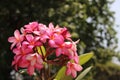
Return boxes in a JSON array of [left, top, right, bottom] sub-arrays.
[[8, 22, 83, 77], [23, 34, 42, 49], [48, 23, 54, 32], [33, 23, 49, 43], [13, 45, 33, 55], [48, 33, 64, 48], [66, 41, 80, 63], [60, 27, 71, 39], [12, 45, 32, 70], [55, 42, 72, 57], [66, 62, 83, 78], [8, 30, 24, 49], [46, 23, 57, 36], [12, 54, 29, 70], [67, 49, 79, 63], [55, 41, 79, 63], [26, 53, 43, 75], [24, 22, 39, 33]]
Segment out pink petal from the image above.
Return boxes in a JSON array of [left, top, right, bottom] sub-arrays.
[[26, 34, 34, 42], [49, 23, 54, 29], [22, 41, 29, 45], [35, 42, 42, 46], [26, 54, 33, 60], [27, 66, 35, 75], [56, 48, 62, 56], [35, 64, 43, 70], [74, 64, 83, 71], [36, 56, 43, 64], [35, 36, 40, 41], [8, 37, 15, 43], [73, 55, 79, 63], [64, 42, 72, 48], [15, 65, 18, 71], [19, 60, 29, 68], [20, 35, 24, 41], [66, 67, 71, 76], [31, 58, 36, 66], [61, 28, 71, 38], [16, 43, 21, 48], [14, 55, 21, 63], [49, 40, 58, 47], [33, 31, 40, 35], [13, 48, 21, 55], [71, 69, 77, 78], [11, 42, 16, 49], [12, 61, 15, 66], [40, 35, 49, 43], [32, 21, 38, 26], [19, 56, 29, 68], [14, 30, 20, 40], [24, 48, 33, 54], [20, 27, 25, 34], [24, 24, 30, 28], [54, 34, 64, 45], [28, 45, 34, 49]]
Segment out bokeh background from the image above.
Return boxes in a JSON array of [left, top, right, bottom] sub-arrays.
[[0, 0, 120, 80]]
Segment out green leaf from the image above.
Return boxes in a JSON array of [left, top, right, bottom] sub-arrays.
[[79, 52, 94, 65], [75, 66, 92, 80], [54, 66, 72, 80], [55, 66, 66, 80]]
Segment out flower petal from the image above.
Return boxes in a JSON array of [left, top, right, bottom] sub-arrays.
[[35, 64, 43, 70], [74, 64, 83, 71], [11, 42, 16, 49], [13, 48, 21, 55], [27, 66, 34, 75], [56, 48, 62, 56], [49, 40, 57, 47], [8, 37, 15, 43], [19, 60, 29, 68], [71, 69, 77, 78], [26, 34, 34, 42], [49, 23, 54, 29], [66, 67, 71, 76], [14, 30, 20, 40]]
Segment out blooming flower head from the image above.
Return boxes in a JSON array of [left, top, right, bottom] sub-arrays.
[[26, 53, 43, 75], [8, 30, 24, 49], [24, 22, 39, 33], [23, 34, 42, 49], [66, 62, 83, 78], [8, 21, 82, 77]]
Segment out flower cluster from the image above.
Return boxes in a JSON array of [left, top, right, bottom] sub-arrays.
[[8, 22, 82, 78]]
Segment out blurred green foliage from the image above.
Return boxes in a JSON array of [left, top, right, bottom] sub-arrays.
[[0, 0, 120, 80]]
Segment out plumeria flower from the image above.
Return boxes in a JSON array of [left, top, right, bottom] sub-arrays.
[[66, 62, 83, 78], [60, 27, 71, 39], [12, 54, 29, 70], [24, 22, 39, 33], [67, 40, 80, 63], [55, 42, 72, 57], [26, 53, 43, 75], [8, 30, 24, 49], [12, 45, 32, 70], [48, 33, 64, 48], [8, 22, 82, 77], [34, 23, 49, 43], [23, 34, 42, 49], [13, 45, 33, 55]]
